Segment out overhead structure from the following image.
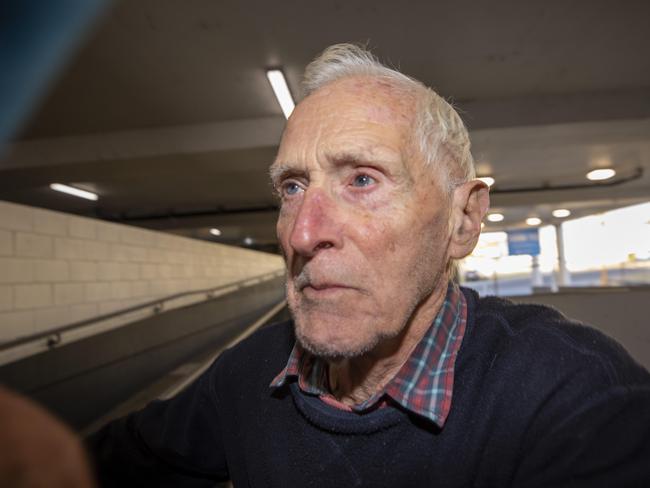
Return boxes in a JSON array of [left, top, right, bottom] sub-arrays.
[[1, 0, 649, 251]]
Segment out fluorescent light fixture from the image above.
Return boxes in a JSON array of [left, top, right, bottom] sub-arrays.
[[526, 217, 542, 226], [49, 183, 98, 201], [487, 213, 504, 222], [552, 208, 571, 218], [266, 69, 295, 119], [477, 176, 495, 187], [586, 168, 616, 181], [244, 237, 254, 245], [209, 228, 221, 236]]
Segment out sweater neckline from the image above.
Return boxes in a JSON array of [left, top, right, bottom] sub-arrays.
[[289, 382, 408, 434]]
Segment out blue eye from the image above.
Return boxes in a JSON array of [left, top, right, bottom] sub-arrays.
[[352, 174, 375, 187], [282, 181, 302, 196]]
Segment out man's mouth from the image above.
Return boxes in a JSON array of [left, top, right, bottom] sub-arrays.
[[292, 268, 357, 296], [299, 281, 355, 297], [305, 283, 346, 290]]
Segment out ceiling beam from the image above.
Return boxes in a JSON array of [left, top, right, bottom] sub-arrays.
[[458, 88, 650, 130], [1, 115, 286, 169], [471, 118, 650, 151]]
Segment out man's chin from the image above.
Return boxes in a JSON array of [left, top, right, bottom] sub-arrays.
[[293, 321, 379, 361], [297, 336, 374, 361]]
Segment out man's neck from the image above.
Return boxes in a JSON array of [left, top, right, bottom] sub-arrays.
[[326, 281, 449, 406]]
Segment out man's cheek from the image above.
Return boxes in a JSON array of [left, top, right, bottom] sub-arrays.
[[276, 217, 294, 253]]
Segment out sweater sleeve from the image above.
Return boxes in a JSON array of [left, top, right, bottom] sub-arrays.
[[86, 356, 229, 487], [511, 372, 650, 487]]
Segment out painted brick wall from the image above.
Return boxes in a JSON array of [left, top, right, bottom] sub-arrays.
[[0, 201, 285, 343]]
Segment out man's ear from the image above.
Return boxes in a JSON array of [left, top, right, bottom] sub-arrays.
[[449, 179, 490, 260]]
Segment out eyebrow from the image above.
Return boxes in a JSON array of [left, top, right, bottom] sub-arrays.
[[327, 151, 372, 167], [269, 147, 402, 187], [327, 149, 403, 180], [269, 163, 304, 188]]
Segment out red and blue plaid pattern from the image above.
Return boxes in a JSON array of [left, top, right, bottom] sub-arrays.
[[270, 283, 468, 427]]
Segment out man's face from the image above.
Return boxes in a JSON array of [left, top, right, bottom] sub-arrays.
[[272, 77, 453, 359]]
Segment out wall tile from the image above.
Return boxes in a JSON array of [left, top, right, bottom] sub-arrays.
[[54, 237, 83, 260], [85, 282, 112, 302], [0, 310, 34, 341], [0, 258, 33, 283], [69, 261, 97, 282], [34, 210, 67, 236], [0, 230, 13, 256], [0, 201, 33, 231], [96, 222, 122, 243], [68, 216, 96, 239], [33, 259, 69, 282], [15, 232, 53, 258], [0, 285, 12, 312], [96, 262, 121, 281], [14, 284, 52, 309], [120, 263, 140, 280], [32, 306, 70, 332], [53, 283, 85, 306]]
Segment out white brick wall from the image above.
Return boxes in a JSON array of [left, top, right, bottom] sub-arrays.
[[14, 284, 52, 309], [0, 286, 12, 312], [54, 283, 86, 306], [0, 230, 13, 256], [34, 209, 67, 236], [2, 310, 34, 338], [96, 262, 121, 281], [0, 201, 284, 343], [85, 282, 112, 302], [0, 258, 34, 283], [69, 261, 97, 281], [15, 232, 53, 258], [33, 259, 69, 282], [68, 216, 96, 240], [1, 202, 33, 231]]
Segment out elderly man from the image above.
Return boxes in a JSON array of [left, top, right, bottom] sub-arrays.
[[89, 44, 650, 487]]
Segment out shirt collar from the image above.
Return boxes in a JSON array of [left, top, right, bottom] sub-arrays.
[[270, 282, 468, 427]]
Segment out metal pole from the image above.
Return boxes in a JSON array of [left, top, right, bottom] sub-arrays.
[[554, 223, 571, 287], [531, 254, 544, 289]]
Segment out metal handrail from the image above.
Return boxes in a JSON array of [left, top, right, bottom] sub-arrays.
[[0, 269, 285, 354]]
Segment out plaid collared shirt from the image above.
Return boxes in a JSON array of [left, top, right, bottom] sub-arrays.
[[270, 282, 468, 427]]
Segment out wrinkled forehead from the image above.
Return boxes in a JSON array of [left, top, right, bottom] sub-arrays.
[[318, 76, 416, 120], [279, 76, 418, 150]]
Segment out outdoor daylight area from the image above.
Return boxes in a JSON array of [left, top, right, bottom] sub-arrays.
[[461, 201, 650, 296]]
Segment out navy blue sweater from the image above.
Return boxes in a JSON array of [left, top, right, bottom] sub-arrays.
[[89, 289, 650, 487]]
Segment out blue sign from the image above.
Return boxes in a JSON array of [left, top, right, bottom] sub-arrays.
[[507, 228, 540, 256]]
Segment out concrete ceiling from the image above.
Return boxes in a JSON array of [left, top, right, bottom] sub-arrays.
[[1, 0, 649, 252]]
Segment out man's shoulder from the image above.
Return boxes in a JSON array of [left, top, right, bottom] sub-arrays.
[[463, 288, 648, 386], [455, 289, 649, 454]]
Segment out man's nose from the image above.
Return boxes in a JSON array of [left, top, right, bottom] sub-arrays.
[[288, 189, 342, 257]]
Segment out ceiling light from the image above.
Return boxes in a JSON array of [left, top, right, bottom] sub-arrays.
[[586, 168, 616, 181], [487, 213, 504, 222], [552, 209, 571, 218], [244, 237, 254, 245], [526, 217, 541, 226], [477, 176, 495, 187], [266, 69, 295, 119], [49, 183, 98, 201], [209, 228, 221, 236]]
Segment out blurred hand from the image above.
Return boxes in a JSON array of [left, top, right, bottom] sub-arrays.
[[0, 386, 96, 488]]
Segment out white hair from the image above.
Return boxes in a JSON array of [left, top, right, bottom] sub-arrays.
[[302, 43, 476, 191]]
